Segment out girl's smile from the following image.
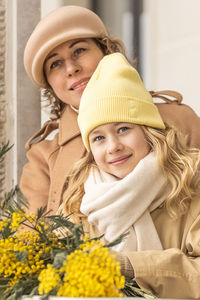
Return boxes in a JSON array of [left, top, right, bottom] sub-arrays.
[[108, 154, 133, 166]]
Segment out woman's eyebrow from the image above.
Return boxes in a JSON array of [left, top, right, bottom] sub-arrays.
[[69, 39, 87, 48], [44, 53, 58, 64]]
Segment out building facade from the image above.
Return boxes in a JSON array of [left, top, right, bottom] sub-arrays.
[[1, 0, 200, 199]]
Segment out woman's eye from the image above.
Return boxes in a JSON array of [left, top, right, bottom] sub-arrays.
[[74, 48, 86, 56], [118, 126, 129, 133], [50, 60, 62, 70], [94, 136, 104, 142]]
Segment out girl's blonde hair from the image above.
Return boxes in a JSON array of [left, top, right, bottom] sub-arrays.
[[42, 36, 126, 120], [62, 123, 200, 223]]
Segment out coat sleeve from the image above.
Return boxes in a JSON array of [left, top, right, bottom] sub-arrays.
[[19, 137, 59, 215], [156, 103, 200, 149], [125, 214, 200, 299]]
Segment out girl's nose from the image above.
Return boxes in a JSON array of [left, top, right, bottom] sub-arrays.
[[65, 59, 80, 77], [107, 137, 123, 154]]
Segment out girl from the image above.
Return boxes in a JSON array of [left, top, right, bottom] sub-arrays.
[[20, 5, 200, 216], [60, 53, 200, 299]]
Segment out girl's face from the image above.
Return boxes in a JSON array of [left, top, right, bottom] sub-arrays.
[[44, 38, 104, 108], [89, 122, 151, 179]]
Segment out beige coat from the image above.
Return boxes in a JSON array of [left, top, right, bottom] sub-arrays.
[[20, 100, 200, 215], [81, 195, 200, 299]]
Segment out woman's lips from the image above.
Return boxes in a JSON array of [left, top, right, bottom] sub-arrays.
[[108, 154, 132, 166], [69, 78, 90, 92]]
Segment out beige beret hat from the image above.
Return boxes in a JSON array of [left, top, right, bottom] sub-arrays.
[[24, 6, 108, 88]]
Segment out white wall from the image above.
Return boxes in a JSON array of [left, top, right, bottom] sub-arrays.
[[141, 0, 200, 116]]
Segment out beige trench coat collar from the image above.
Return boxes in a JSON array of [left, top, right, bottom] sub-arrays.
[[58, 105, 80, 146], [25, 105, 81, 150]]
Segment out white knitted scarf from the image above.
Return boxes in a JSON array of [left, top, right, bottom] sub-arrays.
[[80, 152, 170, 252]]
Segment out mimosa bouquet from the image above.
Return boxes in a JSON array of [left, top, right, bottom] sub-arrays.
[[0, 143, 155, 300]]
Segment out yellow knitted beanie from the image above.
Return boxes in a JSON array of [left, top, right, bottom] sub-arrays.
[[78, 53, 165, 151]]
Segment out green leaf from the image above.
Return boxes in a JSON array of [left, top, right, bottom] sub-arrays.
[[0, 141, 13, 163], [4, 277, 39, 300], [1, 185, 29, 214], [29, 286, 39, 296], [47, 214, 83, 234], [1, 223, 12, 239], [0, 285, 10, 294], [123, 278, 157, 298], [36, 206, 48, 220], [14, 186, 29, 210], [0, 278, 10, 285], [15, 250, 28, 263], [104, 232, 130, 248], [6, 293, 18, 300], [52, 251, 68, 269]]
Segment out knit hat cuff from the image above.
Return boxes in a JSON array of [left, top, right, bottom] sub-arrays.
[[79, 96, 165, 150]]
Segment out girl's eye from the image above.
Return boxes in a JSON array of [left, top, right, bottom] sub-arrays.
[[118, 126, 129, 133], [94, 136, 104, 142], [50, 60, 62, 70], [74, 48, 86, 56]]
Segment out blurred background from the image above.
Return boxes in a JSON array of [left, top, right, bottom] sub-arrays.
[[1, 0, 200, 199]]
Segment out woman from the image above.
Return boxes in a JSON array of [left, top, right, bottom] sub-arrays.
[[60, 53, 200, 299], [20, 5, 200, 215]]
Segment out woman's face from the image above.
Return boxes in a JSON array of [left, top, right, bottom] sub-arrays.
[[89, 122, 150, 179], [44, 38, 104, 108]]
